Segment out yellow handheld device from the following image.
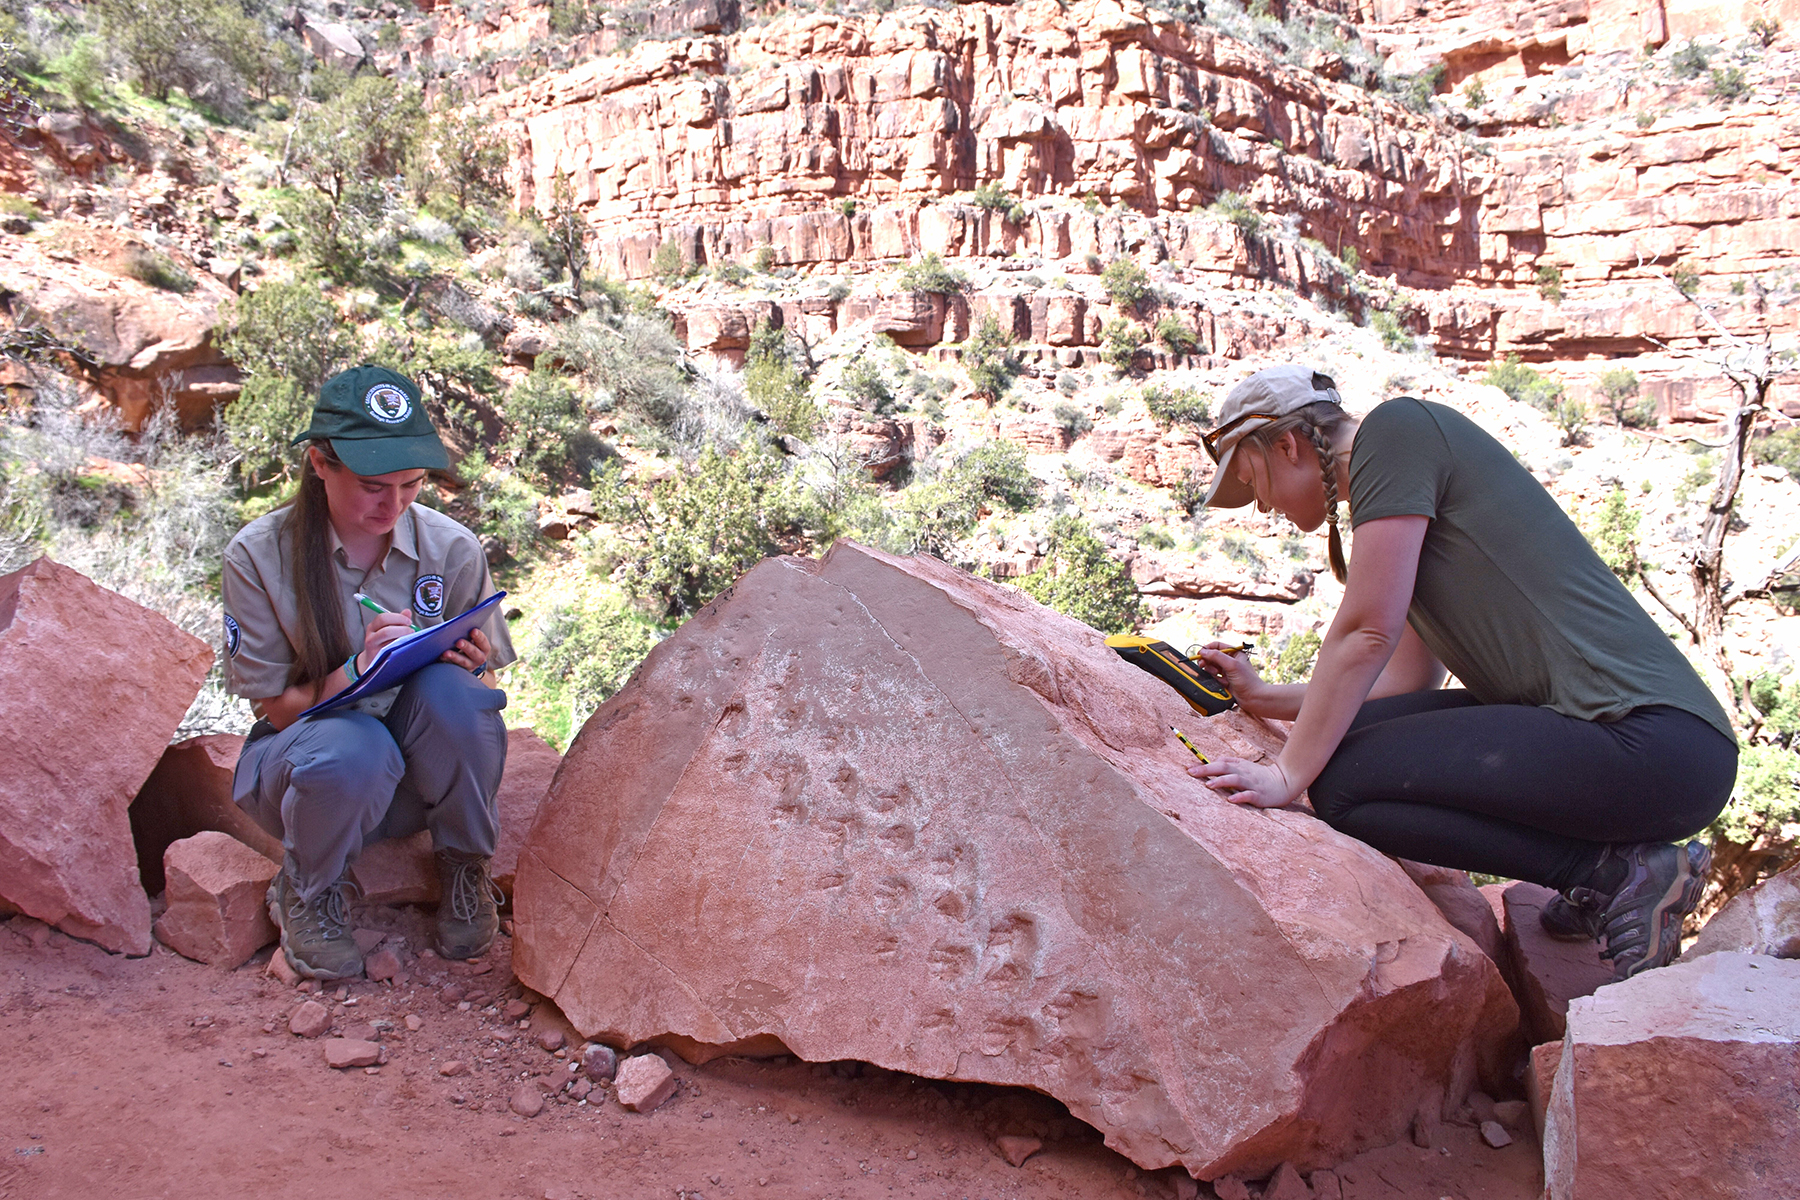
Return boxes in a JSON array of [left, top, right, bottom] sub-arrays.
[[1105, 634, 1237, 716]]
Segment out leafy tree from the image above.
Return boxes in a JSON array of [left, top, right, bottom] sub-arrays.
[[411, 110, 508, 214], [95, 0, 282, 114], [1142, 383, 1210, 428], [503, 369, 601, 487], [1210, 190, 1262, 235], [1597, 367, 1657, 427], [960, 314, 1021, 400], [1154, 313, 1200, 354], [886, 440, 1039, 558], [593, 447, 804, 619], [1268, 630, 1322, 684], [517, 582, 662, 748], [744, 322, 819, 440], [1102, 257, 1153, 312], [544, 179, 590, 294], [970, 181, 1027, 224], [220, 280, 357, 484], [895, 252, 969, 296], [1482, 353, 1565, 411], [1582, 487, 1645, 580], [281, 74, 426, 279], [1100, 318, 1146, 372], [839, 355, 894, 414], [1535, 264, 1563, 302], [1016, 515, 1142, 634]]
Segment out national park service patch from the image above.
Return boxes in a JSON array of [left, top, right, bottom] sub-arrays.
[[413, 574, 446, 618], [364, 382, 412, 425], [224, 613, 241, 658]]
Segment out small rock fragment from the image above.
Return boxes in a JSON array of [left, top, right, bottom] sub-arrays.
[[266, 950, 301, 986], [536, 1029, 565, 1052], [1308, 1168, 1343, 1200], [570, 1078, 593, 1101], [352, 928, 385, 955], [581, 1043, 618, 1082], [404, 1014, 423, 1032], [1262, 1162, 1310, 1200], [365, 946, 401, 982], [1214, 1175, 1253, 1200], [995, 1135, 1042, 1167], [289, 1000, 331, 1039], [510, 1085, 545, 1118], [324, 1039, 381, 1069], [1480, 1119, 1513, 1148], [1173, 1177, 1199, 1200], [438, 1060, 467, 1077], [614, 1053, 676, 1113]]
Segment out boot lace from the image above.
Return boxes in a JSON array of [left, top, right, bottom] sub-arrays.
[[445, 857, 502, 923], [289, 878, 356, 940]]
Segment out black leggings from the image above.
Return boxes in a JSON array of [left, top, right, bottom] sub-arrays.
[[1309, 690, 1738, 892]]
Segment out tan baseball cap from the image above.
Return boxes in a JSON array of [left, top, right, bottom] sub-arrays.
[[1201, 365, 1344, 509]]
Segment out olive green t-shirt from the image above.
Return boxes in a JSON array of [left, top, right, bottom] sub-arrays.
[[1348, 397, 1733, 744]]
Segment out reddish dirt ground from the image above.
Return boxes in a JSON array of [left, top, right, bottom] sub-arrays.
[[0, 909, 1543, 1200]]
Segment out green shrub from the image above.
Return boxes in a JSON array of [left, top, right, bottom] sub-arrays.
[[1750, 17, 1781, 47], [1748, 674, 1800, 736], [1753, 428, 1800, 483], [1153, 313, 1201, 354], [1553, 396, 1590, 446], [711, 261, 750, 286], [549, 310, 689, 427], [1210, 190, 1262, 235], [220, 279, 358, 484], [1482, 353, 1565, 411], [751, 245, 777, 273], [1016, 515, 1142, 634], [1706, 744, 1800, 844], [125, 247, 195, 294], [1371, 309, 1413, 352], [1597, 367, 1658, 427], [835, 198, 857, 217], [653, 239, 691, 281], [1101, 257, 1153, 311], [895, 252, 969, 296], [1672, 261, 1701, 297], [408, 111, 508, 214], [1670, 40, 1713, 79], [1136, 524, 1175, 550], [960, 314, 1021, 400], [49, 35, 108, 109], [1583, 487, 1644, 579], [1100, 318, 1145, 372], [744, 322, 819, 440], [1708, 66, 1749, 102], [1385, 64, 1444, 113], [516, 582, 661, 749], [1536, 263, 1564, 302], [593, 447, 803, 619], [1052, 400, 1093, 438], [95, 0, 284, 115], [952, 440, 1039, 511], [1142, 383, 1210, 428], [1463, 78, 1487, 107], [504, 369, 602, 487], [840, 355, 894, 414], [1269, 630, 1320, 684], [970, 181, 1027, 225]]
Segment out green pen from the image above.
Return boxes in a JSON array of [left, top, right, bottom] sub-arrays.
[[353, 592, 421, 632]]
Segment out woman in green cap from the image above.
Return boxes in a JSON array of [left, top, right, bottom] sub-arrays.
[[1184, 364, 1736, 982], [222, 364, 516, 981]]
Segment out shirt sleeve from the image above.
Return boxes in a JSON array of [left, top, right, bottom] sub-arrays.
[[441, 528, 517, 671], [1348, 398, 1452, 528], [221, 540, 295, 701]]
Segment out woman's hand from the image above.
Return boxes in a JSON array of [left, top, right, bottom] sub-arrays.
[[356, 610, 416, 674], [1188, 754, 1301, 809], [439, 625, 491, 675], [1195, 643, 1269, 715]]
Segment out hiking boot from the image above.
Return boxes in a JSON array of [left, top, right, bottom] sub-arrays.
[[1540, 889, 1607, 942], [435, 850, 501, 960], [1598, 840, 1711, 982], [267, 871, 363, 981]]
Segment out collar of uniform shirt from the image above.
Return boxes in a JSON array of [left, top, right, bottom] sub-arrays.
[[326, 506, 422, 571]]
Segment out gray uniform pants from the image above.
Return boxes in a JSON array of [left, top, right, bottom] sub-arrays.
[[234, 663, 508, 903]]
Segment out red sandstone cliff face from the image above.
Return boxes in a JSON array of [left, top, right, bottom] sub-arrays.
[[408, 0, 1797, 419]]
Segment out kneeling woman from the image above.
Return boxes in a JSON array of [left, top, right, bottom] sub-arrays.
[[223, 365, 514, 980], [1188, 365, 1736, 980]]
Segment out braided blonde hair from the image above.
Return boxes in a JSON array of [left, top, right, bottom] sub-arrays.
[[1237, 400, 1354, 583]]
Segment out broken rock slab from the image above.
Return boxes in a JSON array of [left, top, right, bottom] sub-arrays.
[[1545, 953, 1800, 1200], [514, 541, 1517, 1178], [1500, 882, 1612, 1044], [1684, 861, 1800, 962], [0, 559, 212, 954], [152, 832, 280, 968], [131, 734, 281, 897]]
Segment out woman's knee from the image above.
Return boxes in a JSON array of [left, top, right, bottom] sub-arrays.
[[1306, 764, 1361, 830], [396, 662, 504, 731], [287, 714, 404, 795]]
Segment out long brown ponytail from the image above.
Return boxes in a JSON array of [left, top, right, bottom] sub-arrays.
[[1239, 400, 1354, 584], [282, 441, 352, 699]]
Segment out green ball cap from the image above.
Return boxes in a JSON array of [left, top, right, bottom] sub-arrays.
[[291, 364, 450, 476]]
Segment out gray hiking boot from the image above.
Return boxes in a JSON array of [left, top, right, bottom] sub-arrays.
[[267, 872, 363, 981], [435, 850, 501, 960], [1540, 889, 1607, 942], [1598, 840, 1711, 982]]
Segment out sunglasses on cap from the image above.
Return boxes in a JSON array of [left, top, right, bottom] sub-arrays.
[[1201, 411, 1282, 464]]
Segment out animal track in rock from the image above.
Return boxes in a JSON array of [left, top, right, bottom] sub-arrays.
[[812, 871, 850, 892], [873, 934, 900, 962], [873, 875, 915, 915], [982, 912, 1043, 988], [876, 823, 916, 853], [932, 888, 974, 922], [920, 1008, 956, 1031], [979, 1015, 1031, 1058], [928, 943, 976, 980], [717, 699, 749, 737]]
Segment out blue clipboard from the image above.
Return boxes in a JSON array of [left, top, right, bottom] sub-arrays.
[[299, 591, 507, 719]]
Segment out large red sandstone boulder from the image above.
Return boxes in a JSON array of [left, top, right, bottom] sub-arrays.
[[130, 734, 281, 896], [514, 541, 1517, 1179], [494, 727, 561, 897], [1544, 952, 1800, 1200], [1684, 861, 1800, 962], [153, 831, 279, 968], [0, 559, 212, 953]]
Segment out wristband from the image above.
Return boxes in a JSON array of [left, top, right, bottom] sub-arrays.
[[471, 663, 487, 679], [344, 653, 361, 684]]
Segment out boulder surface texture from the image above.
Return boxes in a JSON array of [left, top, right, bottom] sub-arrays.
[[1545, 952, 1800, 1200], [152, 831, 279, 968], [0, 558, 212, 953], [514, 543, 1516, 1178], [1684, 861, 1800, 962]]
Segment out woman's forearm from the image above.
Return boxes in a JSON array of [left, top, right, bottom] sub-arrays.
[[1242, 680, 1306, 721], [1276, 625, 1399, 791]]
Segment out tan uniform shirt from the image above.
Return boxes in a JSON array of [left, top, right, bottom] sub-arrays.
[[222, 503, 516, 718]]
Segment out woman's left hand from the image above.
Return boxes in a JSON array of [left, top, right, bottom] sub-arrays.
[[440, 626, 491, 674], [1188, 755, 1301, 809]]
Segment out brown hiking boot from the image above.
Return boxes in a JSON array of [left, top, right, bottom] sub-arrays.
[[435, 850, 501, 960], [267, 871, 363, 981]]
